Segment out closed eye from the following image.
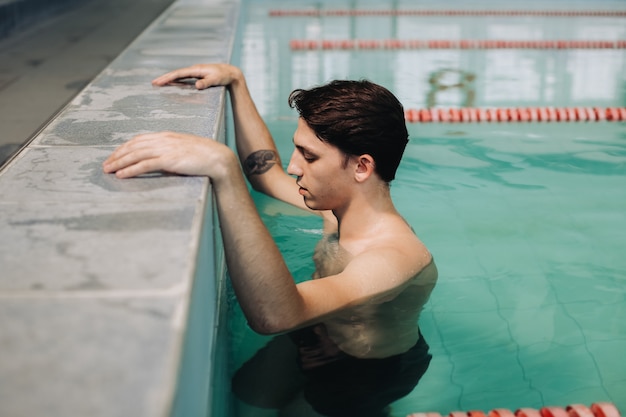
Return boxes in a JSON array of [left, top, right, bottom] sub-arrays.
[[303, 153, 317, 162], [293, 140, 318, 163]]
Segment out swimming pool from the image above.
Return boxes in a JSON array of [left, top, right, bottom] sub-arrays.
[[226, 1, 626, 415]]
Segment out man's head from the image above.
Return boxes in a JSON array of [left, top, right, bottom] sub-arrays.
[[288, 80, 409, 183]]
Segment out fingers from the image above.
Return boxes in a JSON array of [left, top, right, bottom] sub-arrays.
[[102, 131, 222, 179], [195, 78, 214, 90], [109, 158, 162, 179], [152, 66, 200, 87], [151, 64, 215, 89], [103, 133, 168, 178], [151, 63, 239, 90]]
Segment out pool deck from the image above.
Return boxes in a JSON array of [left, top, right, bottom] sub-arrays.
[[0, 0, 238, 415]]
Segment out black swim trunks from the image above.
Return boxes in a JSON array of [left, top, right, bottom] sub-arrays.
[[232, 325, 431, 417], [290, 325, 432, 417]]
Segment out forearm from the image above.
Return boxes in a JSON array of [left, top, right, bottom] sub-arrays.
[[227, 72, 283, 184], [212, 160, 303, 334]]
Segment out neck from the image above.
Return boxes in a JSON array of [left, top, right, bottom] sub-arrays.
[[332, 184, 397, 242]]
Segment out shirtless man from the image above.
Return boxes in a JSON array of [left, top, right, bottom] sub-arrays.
[[103, 64, 437, 416]]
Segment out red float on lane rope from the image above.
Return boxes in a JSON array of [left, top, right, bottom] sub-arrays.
[[406, 403, 621, 417], [289, 39, 626, 50], [541, 407, 571, 417], [403, 107, 626, 123], [517, 409, 543, 417], [568, 405, 597, 417], [591, 403, 621, 417], [490, 409, 518, 417], [271, 9, 626, 18]]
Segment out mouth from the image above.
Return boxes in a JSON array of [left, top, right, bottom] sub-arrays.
[[296, 182, 308, 196]]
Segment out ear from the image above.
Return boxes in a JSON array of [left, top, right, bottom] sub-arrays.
[[354, 154, 376, 183]]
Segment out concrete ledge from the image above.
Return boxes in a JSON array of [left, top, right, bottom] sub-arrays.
[[0, 0, 238, 416]]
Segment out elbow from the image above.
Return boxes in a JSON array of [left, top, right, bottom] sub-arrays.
[[246, 314, 294, 336], [246, 175, 278, 197], [248, 179, 266, 194], [248, 323, 278, 336]]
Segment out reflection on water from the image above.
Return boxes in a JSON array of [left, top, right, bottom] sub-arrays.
[[427, 69, 476, 108], [239, 1, 626, 116]]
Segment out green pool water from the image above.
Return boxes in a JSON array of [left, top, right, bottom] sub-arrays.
[[225, 1, 626, 415]]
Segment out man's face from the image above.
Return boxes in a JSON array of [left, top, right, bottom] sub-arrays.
[[287, 118, 353, 211]]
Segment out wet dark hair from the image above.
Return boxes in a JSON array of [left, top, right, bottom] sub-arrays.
[[288, 80, 409, 183]]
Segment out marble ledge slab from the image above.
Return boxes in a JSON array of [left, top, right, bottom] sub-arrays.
[[0, 296, 183, 417], [135, 2, 235, 33], [118, 35, 230, 62], [32, 108, 220, 147], [0, 146, 209, 204], [61, 80, 225, 120], [98, 3, 236, 72], [97, 40, 228, 74], [0, 199, 204, 289], [156, 3, 235, 30]]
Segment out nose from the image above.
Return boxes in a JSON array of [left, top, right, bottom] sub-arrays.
[[287, 149, 302, 177]]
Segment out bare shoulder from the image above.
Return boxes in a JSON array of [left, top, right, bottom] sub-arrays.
[[366, 216, 431, 266], [370, 231, 431, 276], [341, 218, 433, 290]]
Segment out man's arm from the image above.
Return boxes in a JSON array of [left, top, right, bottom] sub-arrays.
[[102, 131, 305, 333], [152, 64, 307, 211]]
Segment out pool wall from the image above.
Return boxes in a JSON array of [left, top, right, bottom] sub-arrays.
[[0, 0, 239, 416]]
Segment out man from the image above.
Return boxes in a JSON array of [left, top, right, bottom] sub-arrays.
[[103, 64, 437, 416]]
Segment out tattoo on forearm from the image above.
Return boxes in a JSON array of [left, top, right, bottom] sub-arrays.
[[243, 150, 277, 176]]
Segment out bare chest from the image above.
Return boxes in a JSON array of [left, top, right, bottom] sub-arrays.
[[312, 233, 351, 279]]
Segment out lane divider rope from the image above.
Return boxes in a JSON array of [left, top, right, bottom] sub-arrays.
[[407, 402, 621, 417], [403, 107, 626, 123], [290, 39, 626, 50], [271, 9, 626, 17]]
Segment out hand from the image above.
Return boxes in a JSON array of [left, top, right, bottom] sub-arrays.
[[297, 325, 343, 370], [102, 131, 235, 179], [151, 63, 242, 90]]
